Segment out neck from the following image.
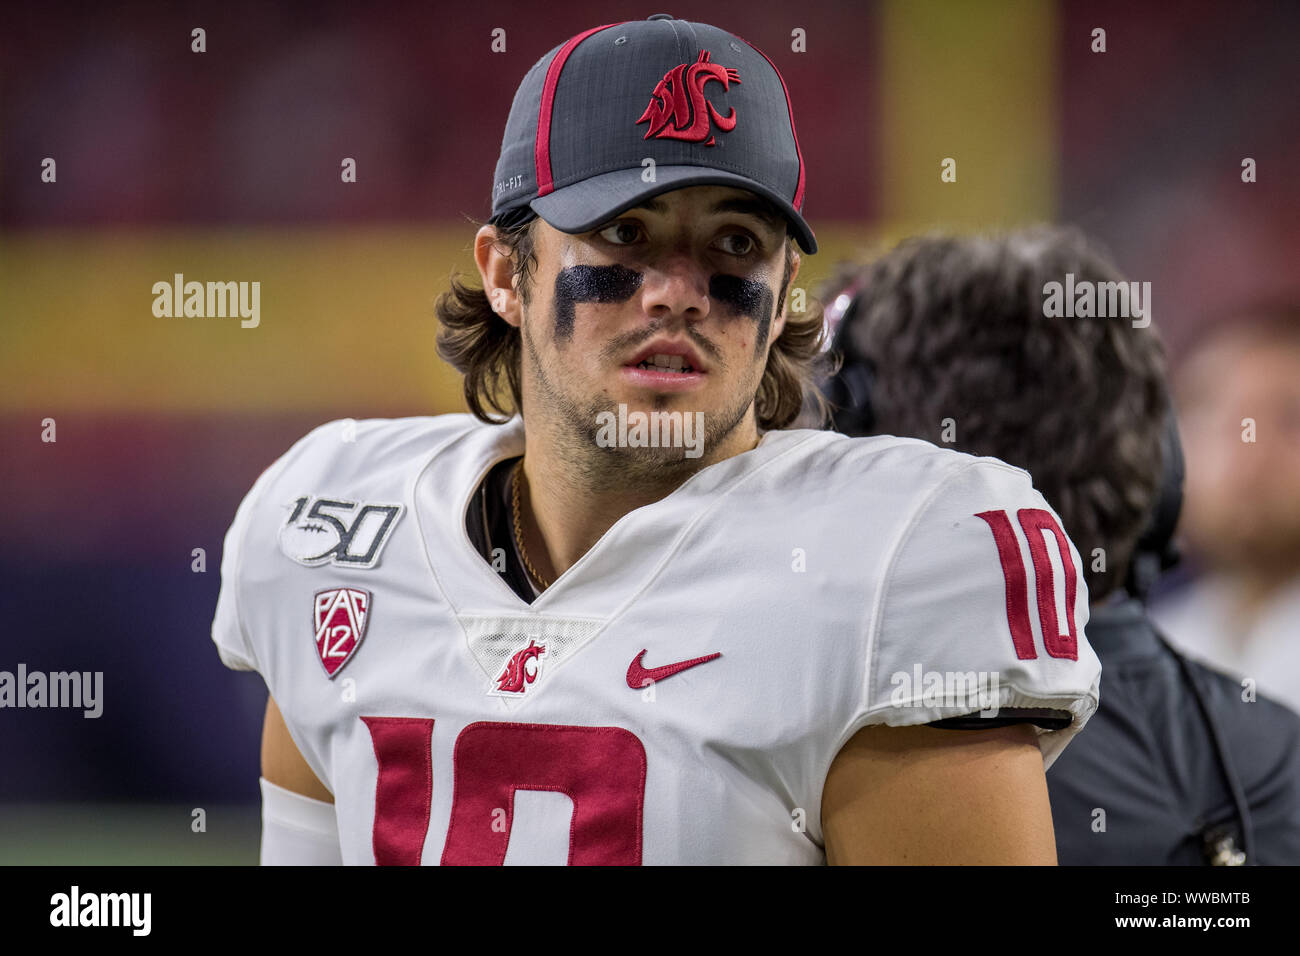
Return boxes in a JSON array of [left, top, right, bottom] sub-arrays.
[[515, 413, 761, 584]]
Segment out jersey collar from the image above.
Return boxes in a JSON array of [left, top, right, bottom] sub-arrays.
[[413, 416, 816, 617]]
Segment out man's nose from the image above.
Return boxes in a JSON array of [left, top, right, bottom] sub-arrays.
[[637, 252, 711, 322]]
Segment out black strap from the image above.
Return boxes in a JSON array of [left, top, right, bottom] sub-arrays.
[[929, 707, 1073, 732], [1154, 626, 1253, 864]]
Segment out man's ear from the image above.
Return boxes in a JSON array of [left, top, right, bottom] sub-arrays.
[[474, 224, 523, 328]]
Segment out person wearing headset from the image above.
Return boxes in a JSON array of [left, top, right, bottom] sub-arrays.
[[818, 227, 1300, 864]]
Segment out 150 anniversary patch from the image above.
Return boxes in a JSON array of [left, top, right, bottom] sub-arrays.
[[278, 496, 403, 569]]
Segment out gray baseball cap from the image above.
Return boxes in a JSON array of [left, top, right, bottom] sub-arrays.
[[489, 14, 816, 254]]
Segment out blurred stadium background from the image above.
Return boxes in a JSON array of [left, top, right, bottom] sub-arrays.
[[1, 0, 1297, 862]]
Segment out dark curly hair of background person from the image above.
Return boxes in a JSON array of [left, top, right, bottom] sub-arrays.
[[824, 227, 1168, 601]]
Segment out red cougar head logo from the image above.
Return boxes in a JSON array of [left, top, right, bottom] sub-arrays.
[[636, 50, 741, 147], [495, 639, 546, 695]]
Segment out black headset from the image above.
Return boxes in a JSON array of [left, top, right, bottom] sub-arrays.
[[819, 278, 878, 437], [821, 280, 1253, 865], [1123, 411, 1185, 602]]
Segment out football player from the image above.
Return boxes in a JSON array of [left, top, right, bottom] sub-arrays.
[[213, 16, 1100, 865]]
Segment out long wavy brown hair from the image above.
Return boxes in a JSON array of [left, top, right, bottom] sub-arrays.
[[435, 215, 830, 430]]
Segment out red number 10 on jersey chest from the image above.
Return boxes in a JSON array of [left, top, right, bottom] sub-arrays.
[[361, 717, 647, 865]]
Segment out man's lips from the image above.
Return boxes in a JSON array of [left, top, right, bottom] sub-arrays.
[[624, 340, 708, 372], [619, 364, 707, 392], [620, 341, 709, 392]]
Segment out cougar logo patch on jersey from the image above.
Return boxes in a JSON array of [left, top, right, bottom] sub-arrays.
[[491, 639, 546, 697], [312, 587, 370, 677], [279, 496, 403, 569], [637, 50, 740, 147]]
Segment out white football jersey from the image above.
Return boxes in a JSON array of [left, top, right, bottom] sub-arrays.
[[212, 414, 1100, 865]]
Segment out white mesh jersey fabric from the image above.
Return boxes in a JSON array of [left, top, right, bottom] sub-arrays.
[[461, 615, 606, 710]]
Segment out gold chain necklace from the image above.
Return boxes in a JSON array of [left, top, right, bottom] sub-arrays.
[[511, 460, 551, 590]]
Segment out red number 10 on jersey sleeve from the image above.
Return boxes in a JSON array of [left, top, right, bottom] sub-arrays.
[[976, 508, 1080, 661], [361, 717, 647, 866]]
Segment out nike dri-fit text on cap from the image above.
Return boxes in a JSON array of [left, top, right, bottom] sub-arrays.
[[489, 14, 817, 254]]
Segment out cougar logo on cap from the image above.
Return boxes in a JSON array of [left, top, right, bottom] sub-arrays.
[[637, 50, 741, 146]]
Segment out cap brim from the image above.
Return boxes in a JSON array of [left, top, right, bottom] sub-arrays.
[[530, 165, 817, 255]]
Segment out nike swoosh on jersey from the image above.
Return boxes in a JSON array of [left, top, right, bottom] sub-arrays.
[[626, 649, 721, 689]]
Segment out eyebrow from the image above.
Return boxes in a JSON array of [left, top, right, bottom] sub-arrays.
[[631, 196, 786, 232]]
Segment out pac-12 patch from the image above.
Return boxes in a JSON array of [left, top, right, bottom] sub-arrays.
[[313, 587, 371, 678]]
